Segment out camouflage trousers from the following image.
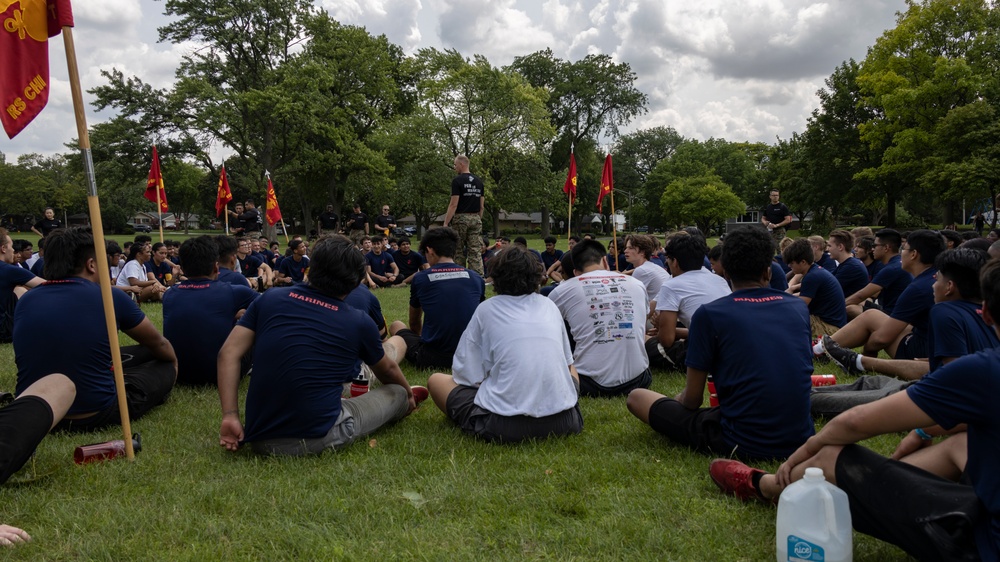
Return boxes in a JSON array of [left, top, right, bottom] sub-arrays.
[[451, 213, 484, 276]]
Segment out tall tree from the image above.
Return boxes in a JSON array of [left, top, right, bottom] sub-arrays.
[[612, 126, 684, 229]]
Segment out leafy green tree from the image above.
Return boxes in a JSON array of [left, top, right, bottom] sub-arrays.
[[612, 126, 684, 228], [657, 174, 746, 234]]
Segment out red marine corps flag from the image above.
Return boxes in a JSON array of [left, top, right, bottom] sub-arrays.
[[264, 171, 282, 226], [563, 151, 577, 205], [145, 146, 168, 212], [596, 153, 613, 212], [215, 162, 232, 217], [0, 0, 74, 138]]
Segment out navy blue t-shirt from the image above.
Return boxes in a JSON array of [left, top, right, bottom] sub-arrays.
[[769, 262, 788, 291], [14, 278, 145, 415], [0, 261, 36, 316], [240, 285, 384, 441], [29, 258, 44, 277], [391, 249, 426, 280], [773, 255, 790, 274], [686, 287, 815, 459], [344, 283, 385, 331], [890, 267, 936, 349], [237, 254, 265, 278], [410, 262, 485, 353], [365, 251, 395, 277], [278, 255, 309, 283], [218, 267, 249, 287], [799, 263, 847, 328], [163, 278, 258, 385], [866, 258, 885, 280], [927, 300, 999, 372], [541, 249, 564, 270], [833, 256, 869, 297], [145, 259, 171, 284], [870, 255, 912, 314], [907, 348, 1000, 559]]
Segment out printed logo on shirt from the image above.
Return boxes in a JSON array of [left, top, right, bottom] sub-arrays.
[[428, 270, 471, 282]]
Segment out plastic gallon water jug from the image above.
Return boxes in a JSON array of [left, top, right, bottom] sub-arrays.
[[776, 467, 852, 562]]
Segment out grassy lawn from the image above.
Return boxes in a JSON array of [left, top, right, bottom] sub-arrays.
[[0, 258, 912, 560]]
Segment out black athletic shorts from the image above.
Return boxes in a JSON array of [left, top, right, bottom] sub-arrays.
[[835, 444, 985, 561], [445, 385, 583, 444], [894, 332, 928, 361], [578, 369, 651, 398], [395, 328, 454, 369], [0, 396, 53, 484], [644, 338, 687, 371], [647, 398, 736, 457]]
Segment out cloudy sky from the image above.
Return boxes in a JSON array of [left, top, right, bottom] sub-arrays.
[[0, 0, 906, 161]]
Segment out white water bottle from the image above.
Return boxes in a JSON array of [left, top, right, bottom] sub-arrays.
[[776, 467, 852, 562]]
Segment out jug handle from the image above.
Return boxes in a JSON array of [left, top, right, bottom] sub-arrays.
[[820, 486, 839, 538]]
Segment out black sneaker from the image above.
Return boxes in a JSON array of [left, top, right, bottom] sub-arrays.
[[823, 335, 861, 374]]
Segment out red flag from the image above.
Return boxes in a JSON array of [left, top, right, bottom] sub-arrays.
[[0, 0, 74, 139], [563, 152, 577, 205], [215, 163, 232, 217], [597, 153, 613, 211], [145, 146, 168, 212], [265, 173, 282, 226]]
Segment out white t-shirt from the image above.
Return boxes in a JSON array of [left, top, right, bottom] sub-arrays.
[[117, 260, 147, 287], [452, 293, 577, 417], [654, 268, 732, 328], [549, 270, 649, 386], [631, 260, 670, 303]]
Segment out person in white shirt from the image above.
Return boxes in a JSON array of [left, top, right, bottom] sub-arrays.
[[646, 232, 732, 370], [550, 239, 651, 397], [427, 247, 582, 443], [624, 234, 670, 307]]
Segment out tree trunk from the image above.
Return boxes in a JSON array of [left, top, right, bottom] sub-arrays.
[[886, 192, 897, 229], [540, 204, 550, 237]]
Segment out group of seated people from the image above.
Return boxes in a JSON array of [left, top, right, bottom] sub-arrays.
[[2, 219, 1000, 558]]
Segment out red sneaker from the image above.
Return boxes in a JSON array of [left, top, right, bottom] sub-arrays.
[[709, 459, 767, 502], [411, 385, 429, 406]]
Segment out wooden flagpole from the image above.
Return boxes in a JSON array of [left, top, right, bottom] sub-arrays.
[[63, 26, 135, 459]]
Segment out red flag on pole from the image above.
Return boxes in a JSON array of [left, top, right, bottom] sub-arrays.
[[264, 172, 282, 226], [0, 0, 74, 138], [563, 152, 577, 205], [597, 153, 613, 211], [215, 163, 232, 217], [145, 146, 168, 212]]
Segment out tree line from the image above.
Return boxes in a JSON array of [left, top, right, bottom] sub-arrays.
[[0, 0, 997, 237]]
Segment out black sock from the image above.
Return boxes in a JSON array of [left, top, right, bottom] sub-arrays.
[[751, 471, 765, 497]]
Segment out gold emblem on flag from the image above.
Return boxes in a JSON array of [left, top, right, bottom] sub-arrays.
[[2, 0, 48, 42]]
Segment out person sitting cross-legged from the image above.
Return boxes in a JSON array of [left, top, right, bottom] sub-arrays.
[[549, 239, 652, 397], [15, 227, 177, 432], [427, 247, 583, 443], [626, 226, 815, 461], [783, 237, 846, 338], [218, 234, 427, 457], [708, 258, 1000, 561]]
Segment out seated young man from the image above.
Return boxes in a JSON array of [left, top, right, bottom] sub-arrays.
[[623, 234, 670, 307], [0, 228, 43, 343], [218, 235, 427, 457], [626, 226, 815, 461], [236, 237, 273, 289], [545, 236, 579, 283], [646, 232, 731, 371], [15, 228, 177, 432], [827, 229, 869, 298], [0, 373, 75, 547], [812, 248, 998, 418], [709, 259, 1000, 561], [213, 235, 252, 288], [844, 228, 911, 318], [275, 239, 309, 285], [539, 236, 564, 279], [549, 239, 652, 397], [814, 229, 945, 360], [783, 238, 846, 337], [427, 247, 583, 443], [116, 243, 167, 302], [163, 236, 259, 386], [365, 234, 398, 288], [854, 235, 884, 280], [390, 237, 428, 286], [387, 227, 485, 369]]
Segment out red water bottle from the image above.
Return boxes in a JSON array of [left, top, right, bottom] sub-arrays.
[[811, 374, 837, 387], [707, 378, 719, 407], [74, 433, 142, 464], [349, 374, 370, 397]]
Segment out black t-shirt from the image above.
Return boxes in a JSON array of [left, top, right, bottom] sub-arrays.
[[451, 173, 484, 214], [34, 218, 62, 236], [318, 211, 339, 230], [763, 202, 790, 225], [348, 212, 367, 231], [374, 214, 395, 230]]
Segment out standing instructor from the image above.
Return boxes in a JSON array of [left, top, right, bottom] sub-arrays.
[[443, 155, 485, 276]]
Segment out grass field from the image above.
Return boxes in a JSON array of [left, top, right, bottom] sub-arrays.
[[0, 238, 913, 561]]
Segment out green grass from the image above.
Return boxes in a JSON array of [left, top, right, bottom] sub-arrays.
[[0, 287, 911, 560]]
